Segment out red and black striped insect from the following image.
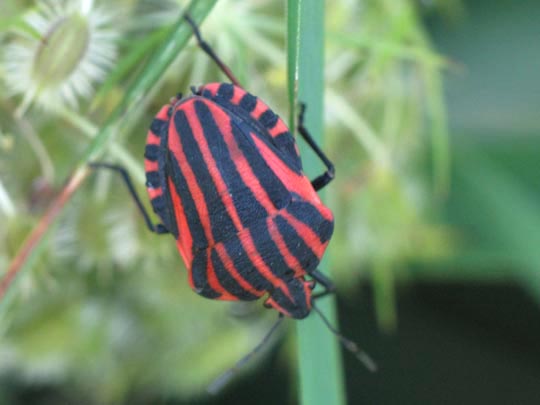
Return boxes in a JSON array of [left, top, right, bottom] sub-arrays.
[[91, 15, 374, 391]]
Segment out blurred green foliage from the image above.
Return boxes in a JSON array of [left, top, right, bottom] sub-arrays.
[[0, 0, 459, 403]]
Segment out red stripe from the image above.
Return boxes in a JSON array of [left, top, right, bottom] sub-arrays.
[[237, 228, 293, 302], [264, 296, 291, 318], [230, 85, 247, 105], [319, 204, 334, 222], [155, 104, 170, 121], [206, 250, 238, 301], [267, 120, 289, 138], [144, 159, 159, 172], [200, 82, 220, 97], [183, 100, 244, 232], [168, 107, 215, 246], [168, 177, 193, 267], [267, 216, 306, 278], [147, 187, 163, 200], [209, 102, 276, 214], [146, 131, 160, 146], [251, 134, 321, 204], [215, 243, 264, 297], [280, 210, 329, 261], [251, 99, 268, 120]]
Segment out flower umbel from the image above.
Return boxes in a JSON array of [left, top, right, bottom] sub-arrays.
[[3, 0, 119, 115]]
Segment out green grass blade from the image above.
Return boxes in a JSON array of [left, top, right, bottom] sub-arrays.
[[90, 25, 172, 110], [288, 1, 346, 404], [82, 0, 216, 163]]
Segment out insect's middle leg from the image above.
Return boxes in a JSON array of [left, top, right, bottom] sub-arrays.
[[89, 163, 169, 235]]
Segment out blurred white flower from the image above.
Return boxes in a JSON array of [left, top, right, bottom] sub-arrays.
[[3, 0, 119, 116]]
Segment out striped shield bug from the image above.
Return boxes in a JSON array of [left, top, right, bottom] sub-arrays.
[[91, 14, 375, 392]]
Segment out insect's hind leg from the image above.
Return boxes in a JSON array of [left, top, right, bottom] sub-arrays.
[[183, 14, 242, 88], [297, 104, 336, 191], [88, 163, 169, 235]]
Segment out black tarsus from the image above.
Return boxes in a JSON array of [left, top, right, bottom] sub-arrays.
[[88, 163, 168, 234], [183, 14, 243, 88], [297, 103, 335, 191], [207, 313, 285, 395]]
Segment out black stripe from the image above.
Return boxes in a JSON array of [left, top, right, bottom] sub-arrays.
[[150, 194, 166, 212], [211, 91, 303, 176], [145, 170, 160, 187], [248, 216, 294, 283], [274, 213, 320, 274], [274, 132, 302, 171], [286, 201, 334, 244], [222, 234, 272, 293], [167, 151, 208, 250], [259, 109, 278, 129], [211, 248, 259, 300], [144, 144, 160, 161], [174, 107, 238, 243], [270, 280, 310, 319], [230, 117, 291, 211], [239, 93, 257, 112], [146, 114, 179, 238], [191, 252, 221, 299], [217, 83, 234, 100], [150, 118, 168, 137], [235, 114, 303, 177], [194, 101, 272, 228]]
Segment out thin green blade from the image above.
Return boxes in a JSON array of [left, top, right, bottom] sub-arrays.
[[288, 1, 346, 404]]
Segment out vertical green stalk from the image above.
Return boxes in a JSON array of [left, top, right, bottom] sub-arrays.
[[288, 1, 346, 404]]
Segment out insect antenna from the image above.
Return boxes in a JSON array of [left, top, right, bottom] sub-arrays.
[[312, 302, 378, 372], [207, 313, 285, 394]]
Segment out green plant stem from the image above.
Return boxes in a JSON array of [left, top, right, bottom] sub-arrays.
[[0, 0, 217, 309], [288, 1, 346, 404]]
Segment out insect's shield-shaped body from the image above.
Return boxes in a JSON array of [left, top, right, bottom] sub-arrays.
[[144, 83, 334, 319]]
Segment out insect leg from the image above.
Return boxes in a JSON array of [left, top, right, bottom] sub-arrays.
[[207, 313, 284, 394], [297, 103, 335, 191], [88, 163, 169, 234], [310, 269, 336, 300], [309, 269, 378, 371], [183, 14, 242, 88], [311, 303, 377, 372]]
